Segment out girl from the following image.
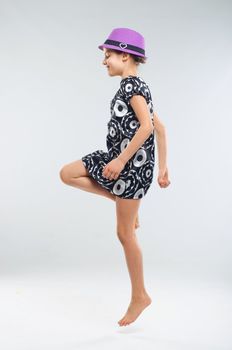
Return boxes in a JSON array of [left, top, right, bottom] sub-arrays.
[[59, 27, 171, 327]]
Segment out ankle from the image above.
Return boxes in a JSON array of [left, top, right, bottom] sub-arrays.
[[131, 290, 149, 301]]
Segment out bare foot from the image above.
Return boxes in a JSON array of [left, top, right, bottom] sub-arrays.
[[118, 294, 152, 326], [135, 214, 140, 229]]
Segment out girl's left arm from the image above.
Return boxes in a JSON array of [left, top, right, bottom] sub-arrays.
[[117, 95, 154, 165]]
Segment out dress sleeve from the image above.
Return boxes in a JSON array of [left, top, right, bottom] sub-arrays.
[[121, 76, 148, 103]]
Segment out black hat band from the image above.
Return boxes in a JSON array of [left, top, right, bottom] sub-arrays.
[[103, 39, 145, 55]]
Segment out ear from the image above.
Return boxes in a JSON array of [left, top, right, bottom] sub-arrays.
[[122, 52, 130, 61]]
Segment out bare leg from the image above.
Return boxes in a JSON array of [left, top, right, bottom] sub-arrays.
[[116, 196, 151, 326], [69, 175, 117, 201], [60, 160, 116, 200], [60, 160, 139, 227]]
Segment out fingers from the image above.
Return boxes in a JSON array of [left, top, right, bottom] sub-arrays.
[[102, 168, 119, 180], [158, 178, 171, 188], [107, 173, 119, 180], [162, 180, 170, 187]]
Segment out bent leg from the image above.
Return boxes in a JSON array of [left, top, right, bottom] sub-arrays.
[[59, 159, 116, 201], [59, 159, 140, 227]]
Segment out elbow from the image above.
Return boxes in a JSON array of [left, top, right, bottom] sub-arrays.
[[145, 126, 154, 136], [154, 124, 165, 134], [141, 123, 154, 135]]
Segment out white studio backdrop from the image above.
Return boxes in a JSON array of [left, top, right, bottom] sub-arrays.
[[0, 1, 232, 349], [0, 0, 231, 294]]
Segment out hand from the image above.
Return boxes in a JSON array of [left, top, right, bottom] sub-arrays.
[[158, 167, 171, 188], [102, 157, 125, 180]]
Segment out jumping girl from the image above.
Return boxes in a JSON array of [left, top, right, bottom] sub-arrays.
[[59, 27, 171, 327]]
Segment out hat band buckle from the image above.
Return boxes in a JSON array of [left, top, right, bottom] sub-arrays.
[[103, 39, 145, 55], [119, 42, 127, 49]]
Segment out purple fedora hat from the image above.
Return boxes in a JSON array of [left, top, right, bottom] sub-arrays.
[[98, 27, 147, 58]]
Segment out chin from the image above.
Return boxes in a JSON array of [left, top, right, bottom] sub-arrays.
[[108, 71, 116, 77]]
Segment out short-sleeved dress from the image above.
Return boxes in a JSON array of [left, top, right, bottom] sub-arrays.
[[81, 75, 155, 199]]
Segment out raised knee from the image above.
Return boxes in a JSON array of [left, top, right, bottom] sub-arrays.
[[59, 166, 70, 184]]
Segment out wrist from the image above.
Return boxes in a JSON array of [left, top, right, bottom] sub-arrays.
[[118, 154, 126, 166]]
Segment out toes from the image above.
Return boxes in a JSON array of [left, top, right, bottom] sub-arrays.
[[119, 319, 127, 326], [118, 318, 125, 326], [124, 320, 130, 326], [122, 319, 128, 326], [118, 318, 133, 326], [121, 319, 126, 326]]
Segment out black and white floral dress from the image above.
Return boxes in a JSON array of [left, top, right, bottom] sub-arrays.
[[81, 75, 155, 199]]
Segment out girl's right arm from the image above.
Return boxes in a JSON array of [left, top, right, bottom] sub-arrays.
[[153, 112, 171, 188]]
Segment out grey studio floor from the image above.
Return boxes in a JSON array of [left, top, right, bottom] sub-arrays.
[[0, 265, 231, 350]]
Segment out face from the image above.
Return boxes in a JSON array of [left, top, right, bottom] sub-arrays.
[[102, 48, 125, 76]]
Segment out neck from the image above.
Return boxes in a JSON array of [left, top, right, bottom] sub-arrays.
[[121, 71, 138, 79]]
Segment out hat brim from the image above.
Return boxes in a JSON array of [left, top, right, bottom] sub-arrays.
[[98, 44, 147, 59]]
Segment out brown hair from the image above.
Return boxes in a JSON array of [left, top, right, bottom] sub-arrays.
[[106, 48, 147, 65]]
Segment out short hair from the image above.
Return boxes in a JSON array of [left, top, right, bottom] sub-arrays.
[[104, 48, 147, 65]]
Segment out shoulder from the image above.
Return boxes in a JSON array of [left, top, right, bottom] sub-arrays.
[[120, 75, 147, 88], [120, 76, 151, 102]]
